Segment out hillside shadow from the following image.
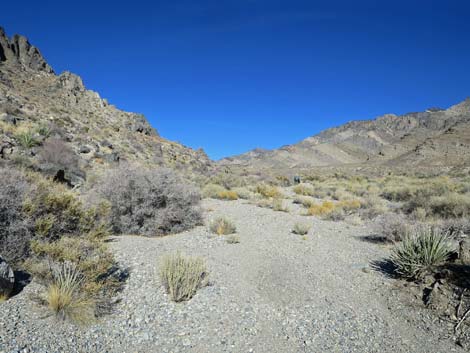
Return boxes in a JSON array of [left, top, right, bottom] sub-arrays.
[[11, 270, 31, 296]]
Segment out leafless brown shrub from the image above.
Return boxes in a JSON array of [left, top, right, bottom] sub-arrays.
[[91, 164, 202, 236]]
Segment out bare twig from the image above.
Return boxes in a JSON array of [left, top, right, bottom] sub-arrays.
[[455, 307, 470, 332]]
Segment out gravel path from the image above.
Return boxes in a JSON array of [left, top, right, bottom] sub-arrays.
[[0, 199, 463, 353]]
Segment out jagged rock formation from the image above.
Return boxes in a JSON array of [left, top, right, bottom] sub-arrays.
[[220, 100, 470, 173], [0, 27, 211, 184]]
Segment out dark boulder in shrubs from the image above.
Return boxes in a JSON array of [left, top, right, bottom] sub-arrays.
[[91, 165, 202, 236], [0, 256, 15, 297]]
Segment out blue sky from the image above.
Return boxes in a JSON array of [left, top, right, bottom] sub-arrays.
[[2, 1, 470, 159]]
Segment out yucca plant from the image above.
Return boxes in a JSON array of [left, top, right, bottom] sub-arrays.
[[46, 261, 94, 323], [159, 252, 208, 302], [15, 131, 39, 149], [390, 226, 454, 279]]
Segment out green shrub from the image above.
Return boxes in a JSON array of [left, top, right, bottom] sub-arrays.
[[390, 227, 454, 279], [159, 252, 208, 302]]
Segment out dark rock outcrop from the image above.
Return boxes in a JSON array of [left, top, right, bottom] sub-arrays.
[[0, 27, 53, 73]]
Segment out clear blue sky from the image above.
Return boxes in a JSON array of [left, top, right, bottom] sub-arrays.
[[2, 1, 470, 159]]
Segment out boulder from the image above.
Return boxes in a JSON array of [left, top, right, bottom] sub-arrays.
[[0, 256, 15, 297]]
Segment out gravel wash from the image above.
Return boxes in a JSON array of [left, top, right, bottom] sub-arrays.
[[0, 199, 463, 353]]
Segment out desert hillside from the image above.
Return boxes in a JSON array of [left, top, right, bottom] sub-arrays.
[[220, 100, 470, 172], [0, 27, 211, 186]]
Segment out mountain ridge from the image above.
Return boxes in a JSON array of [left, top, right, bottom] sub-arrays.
[[219, 99, 470, 172], [0, 26, 212, 184]]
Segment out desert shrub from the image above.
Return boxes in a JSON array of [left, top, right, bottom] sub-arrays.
[[27, 234, 119, 314], [0, 168, 32, 264], [217, 190, 239, 200], [23, 177, 109, 242], [272, 198, 289, 212], [293, 183, 315, 196], [293, 196, 316, 208], [45, 261, 94, 323], [337, 199, 362, 212], [427, 193, 470, 219], [323, 207, 346, 221], [307, 201, 335, 216], [159, 252, 208, 302], [209, 217, 236, 235], [225, 234, 240, 244], [38, 138, 80, 177], [92, 165, 202, 236], [359, 195, 389, 219], [202, 183, 226, 199], [373, 212, 413, 242], [292, 222, 311, 235], [390, 227, 454, 279], [256, 184, 282, 199], [231, 187, 254, 200]]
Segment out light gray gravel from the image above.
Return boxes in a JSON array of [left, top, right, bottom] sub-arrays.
[[0, 199, 464, 353]]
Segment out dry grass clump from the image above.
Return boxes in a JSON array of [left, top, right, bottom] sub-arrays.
[[217, 190, 239, 200], [293, 196, 316, 208], [202, 184, 240, 200], [292, 222, 311, 235], [201, 183, 226, 198], [45, 261, 94, 324], [225, 234, 240, 244], [231, 187, 254, 200], [307, 201, 336, 216], [159, 252, 208, 302], [390, 227, 454, 279], [209, 217, 236, 235], [256, 184, 282, 199], [293, 183, 315, 196], [272, 198, 289, 212]]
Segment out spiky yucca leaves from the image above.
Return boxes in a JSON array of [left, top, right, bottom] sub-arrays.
[[159, 252, 208, 302], [46, 261, 94, 323], [390, 227, 454, 279], [209, 217, 236, 235]]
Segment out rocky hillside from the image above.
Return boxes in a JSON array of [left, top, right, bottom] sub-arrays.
[[0, 27, 211, 185], [220, 100, 470, 172]]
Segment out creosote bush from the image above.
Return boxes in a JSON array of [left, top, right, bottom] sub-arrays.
[[390, 227, 454, 279], [91, 165, 202, 236], [159, 252, 208, 302], [209, 217, 236, 235]]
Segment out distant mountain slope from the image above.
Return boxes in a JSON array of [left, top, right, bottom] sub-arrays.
[[0, 26, 211, 184], [220, 100, 470, 171]]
